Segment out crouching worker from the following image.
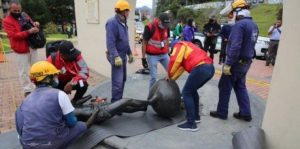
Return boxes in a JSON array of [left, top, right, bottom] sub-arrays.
[[47, 40, 89, 105], [168, 41, 215, 131], [15, 61, 99, 149]]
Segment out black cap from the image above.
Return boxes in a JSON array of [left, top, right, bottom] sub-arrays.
[[159, 13, 170, 28], [59, 41, 75, 55]]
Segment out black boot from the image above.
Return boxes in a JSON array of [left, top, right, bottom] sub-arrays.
[[233, 112, 252, 122], [209, 111, 227, 120]]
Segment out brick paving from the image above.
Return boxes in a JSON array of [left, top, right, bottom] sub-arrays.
[[213, 55, 273, 100]]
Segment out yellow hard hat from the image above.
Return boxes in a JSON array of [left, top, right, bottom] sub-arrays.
[[115, 0, 131, 11], [220, 0, 248, 16], [30, 61, 60, 82], [232, 0, 247, 9]]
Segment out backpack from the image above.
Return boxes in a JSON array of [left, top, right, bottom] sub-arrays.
[[19, 13, 46, 49], [45, 40, 64, 58]]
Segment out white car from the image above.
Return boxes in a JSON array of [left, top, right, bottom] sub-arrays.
[[194, 32, 221, 51], [254, 36, 269, 59], [194, 32, 269, 59]]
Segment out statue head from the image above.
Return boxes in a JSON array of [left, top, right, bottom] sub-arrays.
[[148, 79, 181, 118]]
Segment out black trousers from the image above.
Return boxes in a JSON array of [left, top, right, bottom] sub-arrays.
[[204, 39, 217, 60], [57, 80, 88, 101], [219, 40, 228, 64]]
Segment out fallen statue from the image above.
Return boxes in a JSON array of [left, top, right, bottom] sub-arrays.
[[74, 79, 182, 124]]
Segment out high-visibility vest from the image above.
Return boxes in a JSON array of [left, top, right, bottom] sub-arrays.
[[146, 19, 169, 55], [168, 41, 213, 79]]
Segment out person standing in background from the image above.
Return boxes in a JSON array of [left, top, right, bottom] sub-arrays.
[[3, 1, 40, 97], [266, 19, 282, 66], [219, 16, 233, 64], [182, 18, 195, 42], [203, 16, 221, 60]]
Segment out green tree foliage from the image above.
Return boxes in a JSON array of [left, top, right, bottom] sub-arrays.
[[44, 22, 58, 34], [277, 7, 282, 20], [44, 0, 75, 32], [21, 0, 50, 27], [176, 8, 195, 24]]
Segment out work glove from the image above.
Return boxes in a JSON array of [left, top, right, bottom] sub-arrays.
[[128, 54, 134, 64], [142, 58, 148, 68], [114, 56, 122, 67], [222, 64, 232, 75]]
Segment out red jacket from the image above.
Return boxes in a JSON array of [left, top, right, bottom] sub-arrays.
[[146, 19, 169, 55], [3, 13, 32, 53], [168, 41, 213, 80], [47, 51, 89, 84]]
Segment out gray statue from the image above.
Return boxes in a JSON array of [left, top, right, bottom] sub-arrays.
[[74, 79, 182, 123]]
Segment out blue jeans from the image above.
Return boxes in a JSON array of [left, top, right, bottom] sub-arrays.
[[182, 64, 215, 124], [147, 54, 169, 89]]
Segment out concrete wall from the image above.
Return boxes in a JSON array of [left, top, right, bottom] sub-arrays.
[[74, 0, 136, 77], [262, 0, 300, 149]]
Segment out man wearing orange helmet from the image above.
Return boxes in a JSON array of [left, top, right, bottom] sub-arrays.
[[15, 61, 99, 149], [210, 0, 259, 122], [106, 0, 134, 103]]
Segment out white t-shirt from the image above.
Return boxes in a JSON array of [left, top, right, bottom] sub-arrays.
[[268, 26, 282, 40], [58, 91, 75, 115]]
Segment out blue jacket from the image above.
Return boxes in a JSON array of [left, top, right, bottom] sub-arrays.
[[183, 25, 195, 42], [16, 87, 72, 148], [220, 24, 232, 40], [225, 17, 259, 65], [106, 15, 132, 59]]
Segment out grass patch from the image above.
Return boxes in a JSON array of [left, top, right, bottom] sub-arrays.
[[0, 33, 73, 53], [46, 33, 68, 39], [2, 38, 11, 53], [251, 4, 282, 37]]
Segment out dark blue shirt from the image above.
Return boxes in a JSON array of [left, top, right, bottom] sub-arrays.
[[183, 25, 195, 42], [220, 24, 232, 40], [106, 15, 132, 59], [225, 17, 259, 65]]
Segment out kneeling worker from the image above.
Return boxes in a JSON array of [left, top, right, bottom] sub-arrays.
[[168, 41, 215, 131], [15, 61, 99, 149], [47, 41, 89, 105]]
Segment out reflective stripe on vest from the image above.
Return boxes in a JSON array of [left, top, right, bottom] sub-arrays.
[[180, 42, 213, 73], [146, 20, 169, 55]]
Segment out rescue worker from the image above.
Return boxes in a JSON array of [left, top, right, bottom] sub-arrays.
[[47, 41, 89, 105], [203, 15, 221, 60], [142, 13, 171, 89], [106, 0, 134, 103], [15, 61, 99, 149], [168, 41, 214, 131], [210, 0, 259, 122]]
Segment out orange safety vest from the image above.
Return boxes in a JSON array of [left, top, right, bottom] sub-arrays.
[[146, 19, 169, 55], [168, 41, 213, 80]]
